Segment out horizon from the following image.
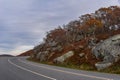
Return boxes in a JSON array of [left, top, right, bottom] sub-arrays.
[[0, 0, 119, 56]]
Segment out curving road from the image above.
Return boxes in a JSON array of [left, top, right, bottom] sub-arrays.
[[0, 57, 120, 80]]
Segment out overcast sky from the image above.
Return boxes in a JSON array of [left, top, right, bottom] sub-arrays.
[[0, 0, 119, 56]]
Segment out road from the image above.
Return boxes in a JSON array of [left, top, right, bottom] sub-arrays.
[[0, 57, 120, 80]]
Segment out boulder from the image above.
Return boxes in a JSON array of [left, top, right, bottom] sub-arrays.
[[51, 45, 63, 52], [39, 54, 46, 62], [36, 52, 41, 59], [49, 41, 57, 47], [36, 51, 49, 61], [54, 51, 74, 63], [44, 51, 49, 55], [79, 53, 85, 58], [92, 34, 120, 70], [95, 62, 112, 71]]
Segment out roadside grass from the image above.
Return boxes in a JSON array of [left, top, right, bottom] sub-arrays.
[[27, 57, 95, 71], [27, 57, 120, 74], [100, 64, 120, 74]]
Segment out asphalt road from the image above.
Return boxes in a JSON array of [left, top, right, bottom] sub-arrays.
[[0, 57, 120, 80]]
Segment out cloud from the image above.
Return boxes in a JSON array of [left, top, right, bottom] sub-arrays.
[[0, 0, 119, 55], [9, 45, 34, 56]]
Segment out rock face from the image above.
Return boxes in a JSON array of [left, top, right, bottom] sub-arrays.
[[54, 51, 74, 63], [92, 34, 120, 70]]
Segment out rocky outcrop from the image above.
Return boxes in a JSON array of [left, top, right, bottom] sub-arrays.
[[92, 34, 120, 70], [31, 6, 120, 71]]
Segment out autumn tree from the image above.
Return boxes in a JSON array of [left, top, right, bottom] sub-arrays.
[[84, 18, 103, 38]]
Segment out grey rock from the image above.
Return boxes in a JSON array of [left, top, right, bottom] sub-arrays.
[[95, 62, 112, 71], [79, 53, 85, 58], [51, 45, 63, 52], [49, 41, 57, 47], [35, 51, 49, 61], [40, 51, 49, 61], [36, 52, 41, 59], [88, 38, 97, 48], [56, 45, 63, 52], [44, 51, 49, 55], [39, 54, 46, 62], [103, 55, 115, 63], [92, 34, 120, 70], [54, 51, 74, 63]]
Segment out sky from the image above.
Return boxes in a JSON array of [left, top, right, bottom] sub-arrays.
[[0, 0, 119, 56]]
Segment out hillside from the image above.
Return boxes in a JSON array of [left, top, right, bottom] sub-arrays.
[[18, 50, 33, 56], [0, 54, 14, 57], [30, 6, 120, 71]]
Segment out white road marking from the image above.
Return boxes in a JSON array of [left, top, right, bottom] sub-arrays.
[[8, 59, 56, 80], [18, 59, 113, 80]]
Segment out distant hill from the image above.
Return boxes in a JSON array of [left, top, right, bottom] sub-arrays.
[[18, 50, 33, 56], [0, 54, 14, 57]]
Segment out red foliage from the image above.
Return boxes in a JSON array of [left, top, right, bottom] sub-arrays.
[[18, 50, 33, 56]]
